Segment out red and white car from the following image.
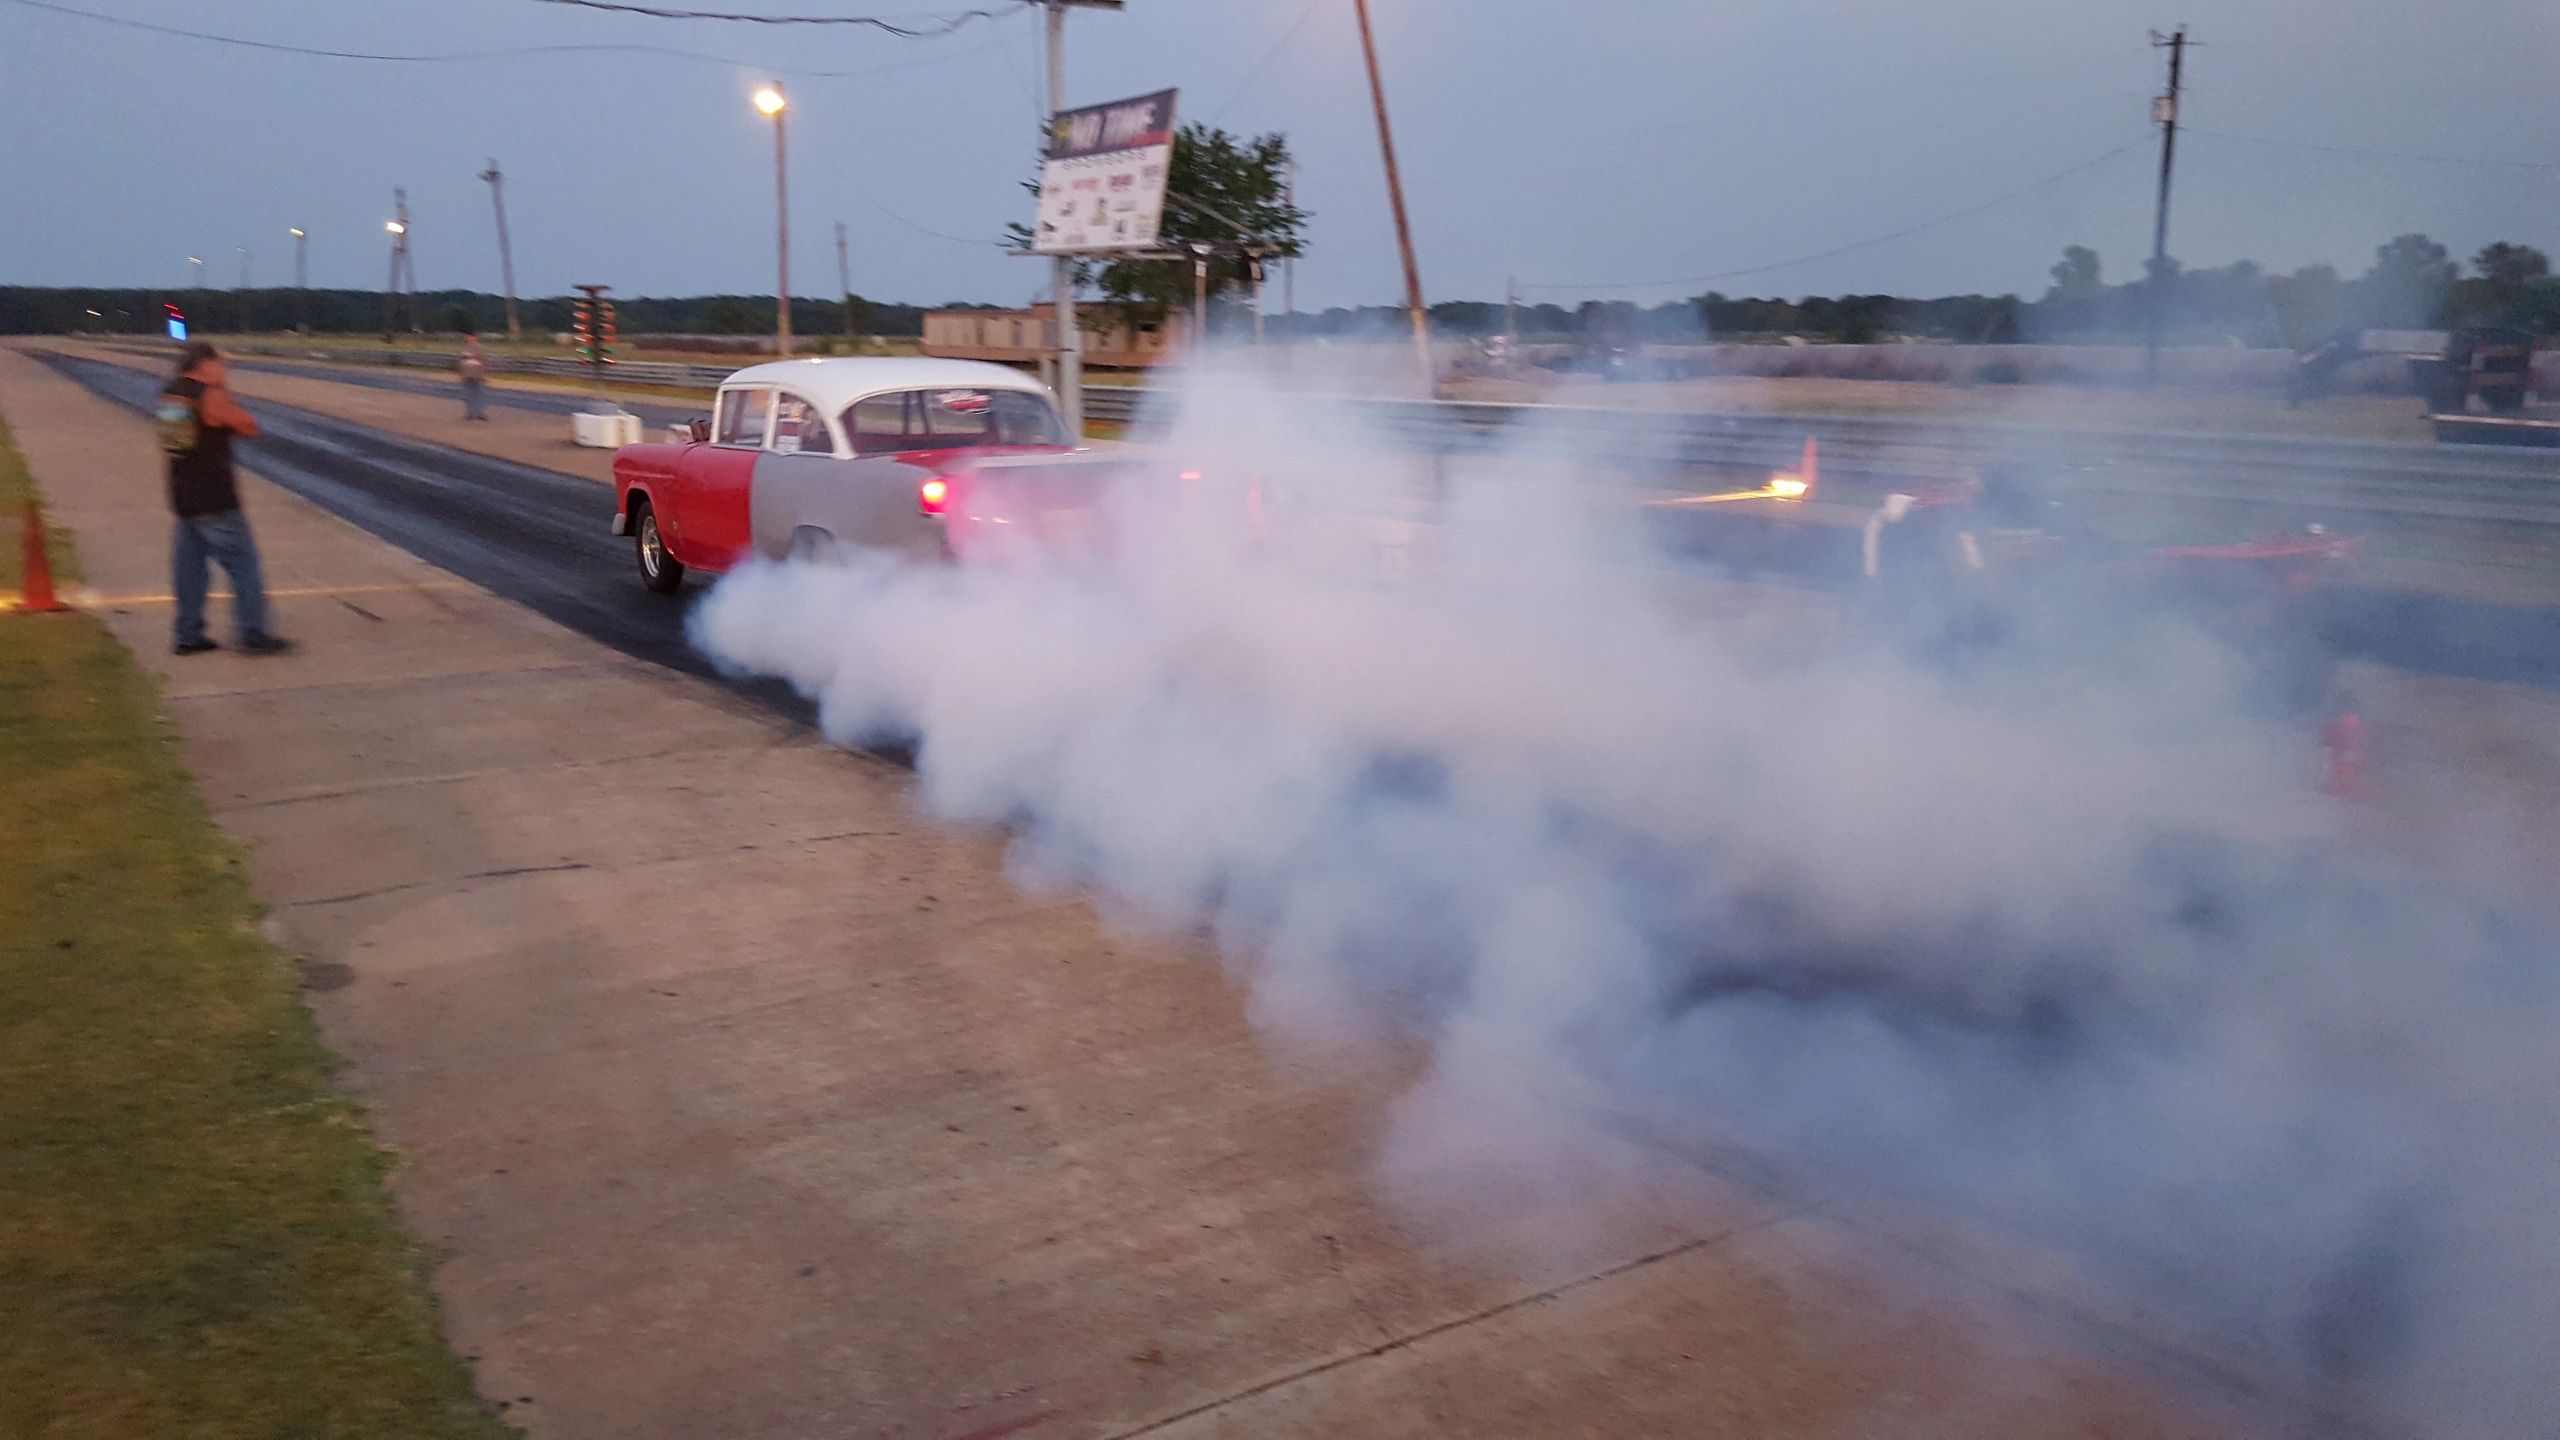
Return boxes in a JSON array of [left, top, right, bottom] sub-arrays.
[[612, 358, 1123, 591]]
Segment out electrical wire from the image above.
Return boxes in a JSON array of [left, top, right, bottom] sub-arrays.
[[5, 0, 1006, 77], [1207, 0, 1325, 125], [527, 0, 1023, 34], [2185, 126, 2560, 174], [857, 191, 1002, 248], [1518, 133, 2154, 293]]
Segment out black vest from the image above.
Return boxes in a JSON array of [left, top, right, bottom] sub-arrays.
[[160, 376, 240, 517]]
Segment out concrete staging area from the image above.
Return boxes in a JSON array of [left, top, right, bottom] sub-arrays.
[[0, 347, 2290, 1439]]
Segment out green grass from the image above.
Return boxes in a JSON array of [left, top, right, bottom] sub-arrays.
[[0, 423, 511, 1440]]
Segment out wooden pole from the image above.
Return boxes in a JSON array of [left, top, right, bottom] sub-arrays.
[[1352, 0, 1434, 398]]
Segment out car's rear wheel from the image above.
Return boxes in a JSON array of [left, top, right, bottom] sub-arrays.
[[635, 500, 684, 593]]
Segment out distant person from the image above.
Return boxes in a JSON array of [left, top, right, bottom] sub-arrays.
[[157, 341, 291, 656], [458, 334, 490, 421]]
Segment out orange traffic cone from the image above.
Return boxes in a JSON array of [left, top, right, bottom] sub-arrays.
[[16, 499, 66, 614], [2320, 710, 2365, 799]]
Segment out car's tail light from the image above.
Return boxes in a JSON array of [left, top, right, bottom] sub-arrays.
[[918, 476, 952, 516]]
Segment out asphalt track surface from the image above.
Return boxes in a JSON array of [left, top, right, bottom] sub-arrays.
[[43, 349, 2560, 694], [229, 353, 706, 430], [39, 350, 820, 714]]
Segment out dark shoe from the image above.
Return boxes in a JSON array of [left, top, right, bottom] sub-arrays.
[[238, 633, 295, 656], [173, 638, 219, 656]]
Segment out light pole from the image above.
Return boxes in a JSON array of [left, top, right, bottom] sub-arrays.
[[481, 159, 523, 343], [235, 245, 250, 333], [289, 228, 308, 334], [754, 83, 792, 358], [837, 220, 856, 351], [383, 191, 414, 340], [188, 255, 204, 337]]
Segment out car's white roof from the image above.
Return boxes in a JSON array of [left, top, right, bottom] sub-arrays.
[[719, 357, 1052, 414]]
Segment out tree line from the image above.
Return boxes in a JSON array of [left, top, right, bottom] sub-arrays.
[[1298, 236, 2559, 349], [10, 235, 2552, 350], [0, 287, 935, 340]]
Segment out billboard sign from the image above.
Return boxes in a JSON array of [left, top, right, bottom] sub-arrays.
[[1032, 88, 1177, 255]]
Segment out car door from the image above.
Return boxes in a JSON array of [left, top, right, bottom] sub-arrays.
[[758, 389, 951, 561], [746, 389, 863, 559], [668, 384, 769, 567]]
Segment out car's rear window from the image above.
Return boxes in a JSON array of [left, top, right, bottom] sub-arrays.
[[715, 387, 773, 446], [842, 389, 1065, 454]]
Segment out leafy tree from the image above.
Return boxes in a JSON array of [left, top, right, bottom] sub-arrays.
[[2267, 263, 2343, 349], [2474, 242, 2550, 288], [1010, 124, 1305, 327], [2359, 233, 2458, 327], [2046, 245, 2104, 302]]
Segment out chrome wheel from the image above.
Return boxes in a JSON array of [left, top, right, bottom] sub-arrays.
[[638, 512, 667, 577], [635, 503, 685, 593]]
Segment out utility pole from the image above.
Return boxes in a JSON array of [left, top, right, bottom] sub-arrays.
[[1042, 1, 1096, 437], [1351, 0, 1434, 398], [2145, 25, 2187, 387], [382, 189, 415, 341], [1191, 242, 1212, 347], [1250, 250, 1266, 345], [1282, 159, 1298, 345], [289, 228, 308, 334], [836, 220, 856, 350], [1505, 274, 1518, 355], [481, 159, 523, 343], [235, 246, 250, 334]]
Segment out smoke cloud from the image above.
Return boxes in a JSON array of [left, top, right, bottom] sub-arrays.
[[689, 354, 2560, 1436]]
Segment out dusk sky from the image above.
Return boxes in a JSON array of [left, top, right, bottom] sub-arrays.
[[4, 0, 2556, 310]]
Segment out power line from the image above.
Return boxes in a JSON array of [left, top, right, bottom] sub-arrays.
[[527, 0, 1022, 34], [1519, 133, 2154, 294], [856, 191, 1001, 248], [6, 0, 1006, 76], [1208, 0, 1325, 125], [2185, 126, 2560, 173]]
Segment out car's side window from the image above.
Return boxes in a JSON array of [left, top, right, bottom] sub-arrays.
[[715, 387, 774, 447], [843, 392, 914, 455], [770, 392, 831, 456]]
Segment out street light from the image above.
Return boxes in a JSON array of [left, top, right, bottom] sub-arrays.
[[753, 82, 791, 357], [289, 228, 309, 333]]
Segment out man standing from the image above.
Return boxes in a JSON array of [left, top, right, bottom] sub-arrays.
[[458, 334, 490, 421], [157, 341, 290, 655]]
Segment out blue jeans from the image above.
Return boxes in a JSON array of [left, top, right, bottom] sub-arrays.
[[172, 510, 272, 645], [462, 376, 488, 420]]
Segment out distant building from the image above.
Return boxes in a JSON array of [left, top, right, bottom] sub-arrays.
[[921, 302, 1187, 369]]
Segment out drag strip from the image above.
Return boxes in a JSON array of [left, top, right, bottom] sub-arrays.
[[35, 349, 811, 715], [45, 348, 2560, 694], [225, 353, 703, 430]]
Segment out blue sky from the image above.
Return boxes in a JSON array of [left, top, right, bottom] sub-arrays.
[[3, 0, 2555, 308]]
